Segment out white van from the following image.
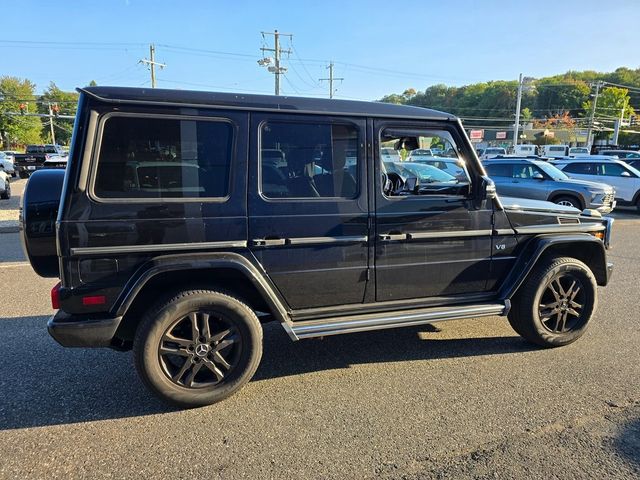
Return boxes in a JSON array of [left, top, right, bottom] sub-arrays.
[[543, 145, 569, 156], [514, 144, 537, 156]]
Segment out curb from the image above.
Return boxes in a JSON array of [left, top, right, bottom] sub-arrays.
[[0, 226, 19, 234]]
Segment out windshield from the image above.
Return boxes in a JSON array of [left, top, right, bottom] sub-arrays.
[[486, 148, 505, 154], [534, 161, 569, 180], [570, 148, 589, 154]]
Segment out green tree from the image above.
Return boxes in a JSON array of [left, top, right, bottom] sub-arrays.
[[37, 82, 79, 145], [0, 76, 42, 148], [583, 87, 636, 141]]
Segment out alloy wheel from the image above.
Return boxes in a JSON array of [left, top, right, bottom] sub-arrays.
[[538, 273, 586, 333], [158, 310, 241, 388]]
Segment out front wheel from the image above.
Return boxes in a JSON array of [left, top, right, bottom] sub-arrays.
[[508, 257, 597, 347], [134, 289, 263, 407], [553, 195, 582, 210]]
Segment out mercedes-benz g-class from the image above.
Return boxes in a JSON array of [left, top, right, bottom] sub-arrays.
[[21, 87, 614, 407]]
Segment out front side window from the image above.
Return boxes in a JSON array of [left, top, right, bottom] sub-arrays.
[[597, 162, 630, 177], [380, 129, 471, 197], [260, 121, 360, 199], [94, 116, 233, 199]]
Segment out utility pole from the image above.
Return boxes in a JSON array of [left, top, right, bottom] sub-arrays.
[[612, 97, 628, 145], [586, 81, 603, 148], [139, 44, 166, 88], [258, 30, 292, 95], [48, 102, 56, 145], [319, 62, 344, 99], [513, 73, 523, 148]]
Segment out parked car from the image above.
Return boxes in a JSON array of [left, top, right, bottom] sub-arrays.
[[0, 151, 15, 177], [0, 169, 10, 199], [407, 148, 434, 159], [409, 156, 470, 181], [481, 147, 507, 159], [41, 154, 68, 170], [484, 158, 616, 213], [21, 86, 614, 407], [551, 158, 640, 211], [1, 151, 17, 161], [380, 147, 401, 162], [13, 144, 66, 178], [595, 149, 640, 160], [568, 147, 590, 156], [626, 159, 640, 170]]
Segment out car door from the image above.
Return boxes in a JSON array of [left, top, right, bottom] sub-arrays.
[[484, 163, 516, 196], [374, 121, 493, 301], [509, 163, 552, 201], [248, 113, 369, 310], [595, 161, 640, 202]]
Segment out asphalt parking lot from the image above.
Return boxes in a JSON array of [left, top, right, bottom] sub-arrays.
[[0, 179, 638, 479]]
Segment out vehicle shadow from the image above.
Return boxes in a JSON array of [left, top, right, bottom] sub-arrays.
[[612, 413, 640, 469], [0, 316, 536, 431]]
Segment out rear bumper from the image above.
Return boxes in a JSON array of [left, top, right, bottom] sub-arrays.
[[48, 310, 122, 347]]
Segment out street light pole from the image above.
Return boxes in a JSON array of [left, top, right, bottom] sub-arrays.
[[513, 73, 523, 148]]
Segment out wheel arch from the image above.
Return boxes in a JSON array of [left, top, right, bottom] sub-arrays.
[[112, 252, 291, 345], [499, 234, 608, 300], [547, 190, 586, 209]]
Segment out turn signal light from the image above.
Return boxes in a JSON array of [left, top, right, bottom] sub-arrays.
[[591, 231, 605, 241], [51, 282, 61, 309]]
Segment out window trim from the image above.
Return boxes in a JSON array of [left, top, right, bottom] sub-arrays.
[[88, 111, 236, 204], [377, 125, 472, 201], [257, 118, 363, 202]]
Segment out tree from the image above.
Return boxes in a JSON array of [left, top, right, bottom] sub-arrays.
[[0, 76, 42, 148], [583, 87, 636, 141], [37, 82, 79, 145]]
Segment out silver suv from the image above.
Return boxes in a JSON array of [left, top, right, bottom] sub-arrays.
[[484, 158, 616, 213]]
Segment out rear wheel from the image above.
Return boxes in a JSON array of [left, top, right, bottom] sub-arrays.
[[553, 195, 582, 210], [134, 289, 263, 408], [0, 180, 10, 199], [508, 257, 597, 347]]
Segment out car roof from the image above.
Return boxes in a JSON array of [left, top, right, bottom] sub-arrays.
[[550, 158, 626, 164], [79, 86, 455, 121]]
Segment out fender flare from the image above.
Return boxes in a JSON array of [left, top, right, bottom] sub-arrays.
[[112, 252, 291, 324], [498, 233, 608, 300]]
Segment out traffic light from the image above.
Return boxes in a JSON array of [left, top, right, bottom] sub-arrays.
[[19, 103, 26, 115]]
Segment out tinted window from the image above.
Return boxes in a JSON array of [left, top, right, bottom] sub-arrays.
[[260, 121, 359, 199], [512, 164, 543, 179], [485, 163, 512, 177], [597, 162, 628, 176], [562, 162, 595, 174], [94, 116, 232, 199]]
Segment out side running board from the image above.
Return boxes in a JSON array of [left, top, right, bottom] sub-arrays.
[[286, 302, 509, 340]]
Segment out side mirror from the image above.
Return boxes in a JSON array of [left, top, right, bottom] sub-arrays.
[[481, 176, 497, 200], [532, 172, 545, 180], [621, 171, 631, 177]]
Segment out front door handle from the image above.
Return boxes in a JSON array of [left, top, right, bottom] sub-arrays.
[[252, 238, 287, 247], [378, 233, 408, 241]]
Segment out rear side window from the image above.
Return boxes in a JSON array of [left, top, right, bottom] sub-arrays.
[[562, 162, 595, 174], [485, 163, 512, 177], [597, 162, 627, 177], [260, 121, 360, 199], [94, 115, 233, 200]]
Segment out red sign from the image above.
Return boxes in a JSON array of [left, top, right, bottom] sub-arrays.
[[496, 131, 507, 139], [469, 129, 484, 140]]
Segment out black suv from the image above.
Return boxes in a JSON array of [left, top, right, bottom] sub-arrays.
[[21, 87, 614, 407]]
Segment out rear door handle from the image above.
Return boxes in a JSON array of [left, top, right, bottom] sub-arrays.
[[378, 233, 408, 241], [252, 238, 287, 247]]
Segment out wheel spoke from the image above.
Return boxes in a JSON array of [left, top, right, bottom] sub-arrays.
[[201, 313, 211, 341], [212, 351, 232, 370], [202, 358, 225, 381], [173, 358, 193, 383], [189, 312, 200, 342], [566, 308, 581, 317], [558, 312, 568, 332], [569, 286, 582, 301], [214, 338, 236, 352], [553, 278, 567, 297], [162, 332, 192, 348], [547, 282, 561, 301], [210, 328, 232, 343], [186, 361, 203, 387], [159, 345, 191, 357]]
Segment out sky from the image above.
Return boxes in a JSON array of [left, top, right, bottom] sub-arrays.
[[2, 0, 639, 100]]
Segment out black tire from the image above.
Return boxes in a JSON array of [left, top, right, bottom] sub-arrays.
[[508, 257, 597, 348], [0, 180, 10, 200], [19, 171, 28, 179], [553, 195, 582, 210], [134, 289, 263, 408]]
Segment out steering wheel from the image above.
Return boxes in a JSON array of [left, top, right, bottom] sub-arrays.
[[385, 172, 404, 195]]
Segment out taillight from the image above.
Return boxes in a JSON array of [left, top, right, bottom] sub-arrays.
[[51, 282, 61, 309]]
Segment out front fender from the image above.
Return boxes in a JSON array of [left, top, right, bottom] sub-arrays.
[[498, 233, 609, 300]]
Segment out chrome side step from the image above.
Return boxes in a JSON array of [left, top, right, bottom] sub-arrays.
[[286, 302, 509, 340]]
